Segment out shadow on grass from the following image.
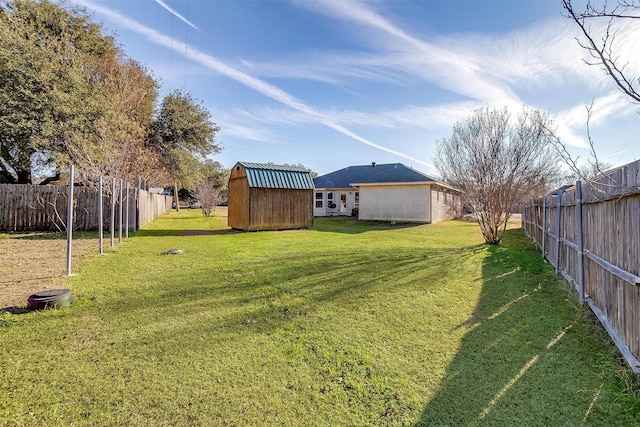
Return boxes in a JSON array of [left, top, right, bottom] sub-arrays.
[[83, 241, 486, 350], [0, 306, 33, 315], [312, 216, 423, 234], [134, 228, 241, 237], [414, 229, 626, 425], [135, 217, 419, 237], [6, 231, 98, 240]]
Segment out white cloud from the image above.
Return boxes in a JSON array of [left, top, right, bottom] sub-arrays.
[[553, 91, 637, 149], [153, 0, 199, 31], [220, 100, 479, 133], [238, 58, 255, 69], [218, 121, 273, 142], [280, 0, 639, 116], [74, 0, 431, 168], [606, 149, 630, 159], [290, 0, 522, 107]]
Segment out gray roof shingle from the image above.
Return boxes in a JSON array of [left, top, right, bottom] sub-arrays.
[[313, 163, 437, 189]]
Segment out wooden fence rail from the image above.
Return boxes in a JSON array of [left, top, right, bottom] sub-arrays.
[[522, 159, 640, 373], [0, 183, 172, 232]]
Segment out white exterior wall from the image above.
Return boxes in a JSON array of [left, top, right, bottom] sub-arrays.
[[314, 189, 357, 217], [359, 184, 431, 222], [430, 186, 461, 223]]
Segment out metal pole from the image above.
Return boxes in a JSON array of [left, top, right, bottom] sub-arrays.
[[125, 181, 130, 238], [118, 179, 123, 243], [66, 164, 74, 276], [576, 181, 585, 304], [132, 183, 138, 232], [110, 178, 115, 247], [98, 176, 104, 255], [555, 190, 564, 274]]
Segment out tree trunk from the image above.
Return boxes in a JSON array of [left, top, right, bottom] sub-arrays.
[[0, 170, 17, 184], [39, 172, 61, 185], [16, 169, 32, 184], [173, 182, 180, 212]]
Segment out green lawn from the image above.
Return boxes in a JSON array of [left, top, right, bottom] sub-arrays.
[[1, 211, 638, 426]]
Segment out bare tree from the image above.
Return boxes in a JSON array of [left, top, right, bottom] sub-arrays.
[[434, 107, 561, 245], [562, 0, 640, 104], [193, 181, 221, 217], [550, 2, 639, 196], [547, 101, 618, 197]]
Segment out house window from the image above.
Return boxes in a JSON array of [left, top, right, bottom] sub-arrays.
[[355, 192, 359, 207], [315, 192, 323, 200], [327, 192, 333, 200], [315, 200, 323, 208]]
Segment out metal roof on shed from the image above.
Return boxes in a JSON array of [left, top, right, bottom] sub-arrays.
[[237, 162, 315, 190]]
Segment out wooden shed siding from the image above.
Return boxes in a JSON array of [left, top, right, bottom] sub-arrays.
[[247, 188, 313, 231], [227, 163, 314, 231], [359, 184, 431, 222], [228, 168, 250, 230]]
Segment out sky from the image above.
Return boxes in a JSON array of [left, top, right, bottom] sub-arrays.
[[69, 0, 640, 177]]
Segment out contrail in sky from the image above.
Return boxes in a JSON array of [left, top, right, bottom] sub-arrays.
[[154, 0, 200, 31], [74, 0, 431, 168]]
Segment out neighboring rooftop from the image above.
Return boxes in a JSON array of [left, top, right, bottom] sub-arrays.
[[235, 162, 315, 190], [314, 163, 439, 189]]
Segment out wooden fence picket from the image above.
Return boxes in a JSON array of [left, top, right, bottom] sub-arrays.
[[0, 182, 172, 232], [521, 159, 640, 373]]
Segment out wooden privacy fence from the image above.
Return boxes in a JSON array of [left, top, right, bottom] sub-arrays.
[[0, 182, 172, 232], [522, 159, 640, 373]]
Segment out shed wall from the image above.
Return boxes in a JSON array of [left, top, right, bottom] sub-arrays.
[[228, 167, 250, 230], [359, 185, 431, 222], [247, 188, 313, 230]]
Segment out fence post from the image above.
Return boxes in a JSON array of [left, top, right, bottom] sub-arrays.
[[524, 199, 531, 240], [118, 179, 123, 243], [125, 182, 130, 238], [99, 176, 104, 255], [66, 164, 74, 276], [541, 195, 547, 259], [555, 189, 564, 274], [576, 180, 585, 304], [110, 178, 116, 247]]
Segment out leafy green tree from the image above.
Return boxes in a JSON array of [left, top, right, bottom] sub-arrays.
[[0, 0, 116, 183], [150, 90, 221, 208], [67, 54, 162, 185], [151, 91, 221, 183]]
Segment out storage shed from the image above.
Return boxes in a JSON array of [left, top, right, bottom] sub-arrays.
[[228, 162, 315, 231]]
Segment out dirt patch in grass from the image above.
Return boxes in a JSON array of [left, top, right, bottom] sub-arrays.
[[0, 234, 97, 309]]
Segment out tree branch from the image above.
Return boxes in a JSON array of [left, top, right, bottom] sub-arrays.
[[563, 0, 640, 103]]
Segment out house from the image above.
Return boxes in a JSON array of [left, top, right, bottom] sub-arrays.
[[313, 162, 461, 223], [228, 162, 315, 231]]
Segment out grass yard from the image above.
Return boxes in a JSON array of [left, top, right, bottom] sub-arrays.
[[1, 210, 639, 425], [0, 232, 97, 308]]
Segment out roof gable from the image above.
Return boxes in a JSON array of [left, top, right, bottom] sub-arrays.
[[314, 163, 437, 189], [236, 162, 315, 190]]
